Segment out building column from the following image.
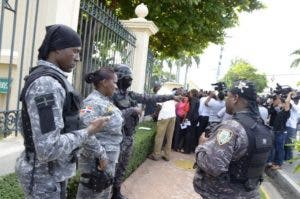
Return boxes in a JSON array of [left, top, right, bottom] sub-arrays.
[[121, 3, 159, 93]]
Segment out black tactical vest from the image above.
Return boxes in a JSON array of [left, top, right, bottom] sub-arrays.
[[112, 90, 138, 136], [112, 90, 137, 110], [20, 65, 82, 155], [229, 112, 273, 191]]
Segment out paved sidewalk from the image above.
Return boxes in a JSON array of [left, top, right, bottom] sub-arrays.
[[122, 151, 200, 199], [122, 151, 283, 199], [0, 134, 24, 176]]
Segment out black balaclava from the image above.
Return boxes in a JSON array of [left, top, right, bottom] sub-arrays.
[[230, 80, 260, 118], [114, 64, 133, 91], [38, 24, 81, 60]]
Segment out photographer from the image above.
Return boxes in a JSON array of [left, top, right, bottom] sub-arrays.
[[267, 91, 294, 169], [268, 95, 280, 127], [205, 91, 225, 125]]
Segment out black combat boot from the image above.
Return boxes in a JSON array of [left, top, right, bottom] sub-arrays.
[[111, 186, 128, 199]]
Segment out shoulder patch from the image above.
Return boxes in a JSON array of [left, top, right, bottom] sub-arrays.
[[216, 129, 233, 145], [80, 106, 94, 114], [34, 93, 56, 134], [106, 105, 114, 113]]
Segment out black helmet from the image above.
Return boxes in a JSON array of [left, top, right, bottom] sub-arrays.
[[114, 64, 132, 80]]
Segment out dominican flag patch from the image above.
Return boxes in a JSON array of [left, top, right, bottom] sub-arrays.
[[80, 106, 94, 114]]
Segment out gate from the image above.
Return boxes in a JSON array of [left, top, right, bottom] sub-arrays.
[[75, 0, 136, 97], [144, 50, 154, 93], [0, 0, 135, 136], [0, 0, 40, 137]]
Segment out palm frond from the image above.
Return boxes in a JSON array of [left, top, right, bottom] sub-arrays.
[[193, 56, 201, 68], [290, 58, 300, 68], [290, 49, 300, 56]]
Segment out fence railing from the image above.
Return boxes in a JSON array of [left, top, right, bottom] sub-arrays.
[[0, 110, 20, 135], [0, 0, 135, 136], [0, 0, 40, 136], [144, 50, 154, 93], [75, 0, 136, 97]]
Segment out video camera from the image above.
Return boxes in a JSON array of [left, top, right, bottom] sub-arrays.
[[211, 82, 227, 92], [274, 83, 292, 98], [273, 83, 300, 100], [293, 91, 300, 100]]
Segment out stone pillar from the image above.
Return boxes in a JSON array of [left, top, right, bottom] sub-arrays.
[[121, 3, 158, 93]]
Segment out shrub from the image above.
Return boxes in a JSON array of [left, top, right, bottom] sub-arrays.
[[67, 172, 80, 199], [0, 173, 24, 199], [125, 121, 156, 178], [0, 121, 156, 198]]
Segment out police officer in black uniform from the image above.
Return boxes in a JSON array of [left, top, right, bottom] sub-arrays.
[[111, 64, 180, 199], [193, 80, 274, 199]]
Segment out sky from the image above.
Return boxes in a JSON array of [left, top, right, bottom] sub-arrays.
[[175, 0, 300, 91]]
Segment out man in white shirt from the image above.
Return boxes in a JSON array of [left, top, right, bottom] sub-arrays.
[[205, 91, 225, 124], [257, 96, 268, 124], [285, 99, 300, 161], [217, 107, 232, 121], [148, 89, 177, 161], [196, 94, 210, 143]]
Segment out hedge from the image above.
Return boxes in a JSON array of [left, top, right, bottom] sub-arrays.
[[0, 121, 156, 199], [0, 173, 24, 199]]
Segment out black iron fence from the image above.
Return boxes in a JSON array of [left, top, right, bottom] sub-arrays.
[[144, 50, 154, 93], [0, 0, 136, 136], [0, 0, 40, 136], [75, 0, 136, 97]]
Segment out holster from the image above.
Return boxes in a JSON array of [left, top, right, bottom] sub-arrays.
[[80, 170, 114, 192], [243, 178, 262, 192]]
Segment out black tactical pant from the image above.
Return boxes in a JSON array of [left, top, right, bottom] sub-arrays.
[[195, 116, 209, 148], [113, 136, 133, 188]]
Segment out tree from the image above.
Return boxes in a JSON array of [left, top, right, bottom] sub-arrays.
[[151, 60, 175, 85], [222, 59, 267, 93], [166, 59, 173, 81], [102, 0, 264, 59], [290, 49, 300, 68]]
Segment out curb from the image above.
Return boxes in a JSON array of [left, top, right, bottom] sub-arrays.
[[260, 185, 271, 199], [266, 168, 300, 199]]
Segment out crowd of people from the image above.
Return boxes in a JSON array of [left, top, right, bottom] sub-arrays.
[[15, 24, 299, 199], [146, 84, 299, 171], [146, 87, 227, 157]]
